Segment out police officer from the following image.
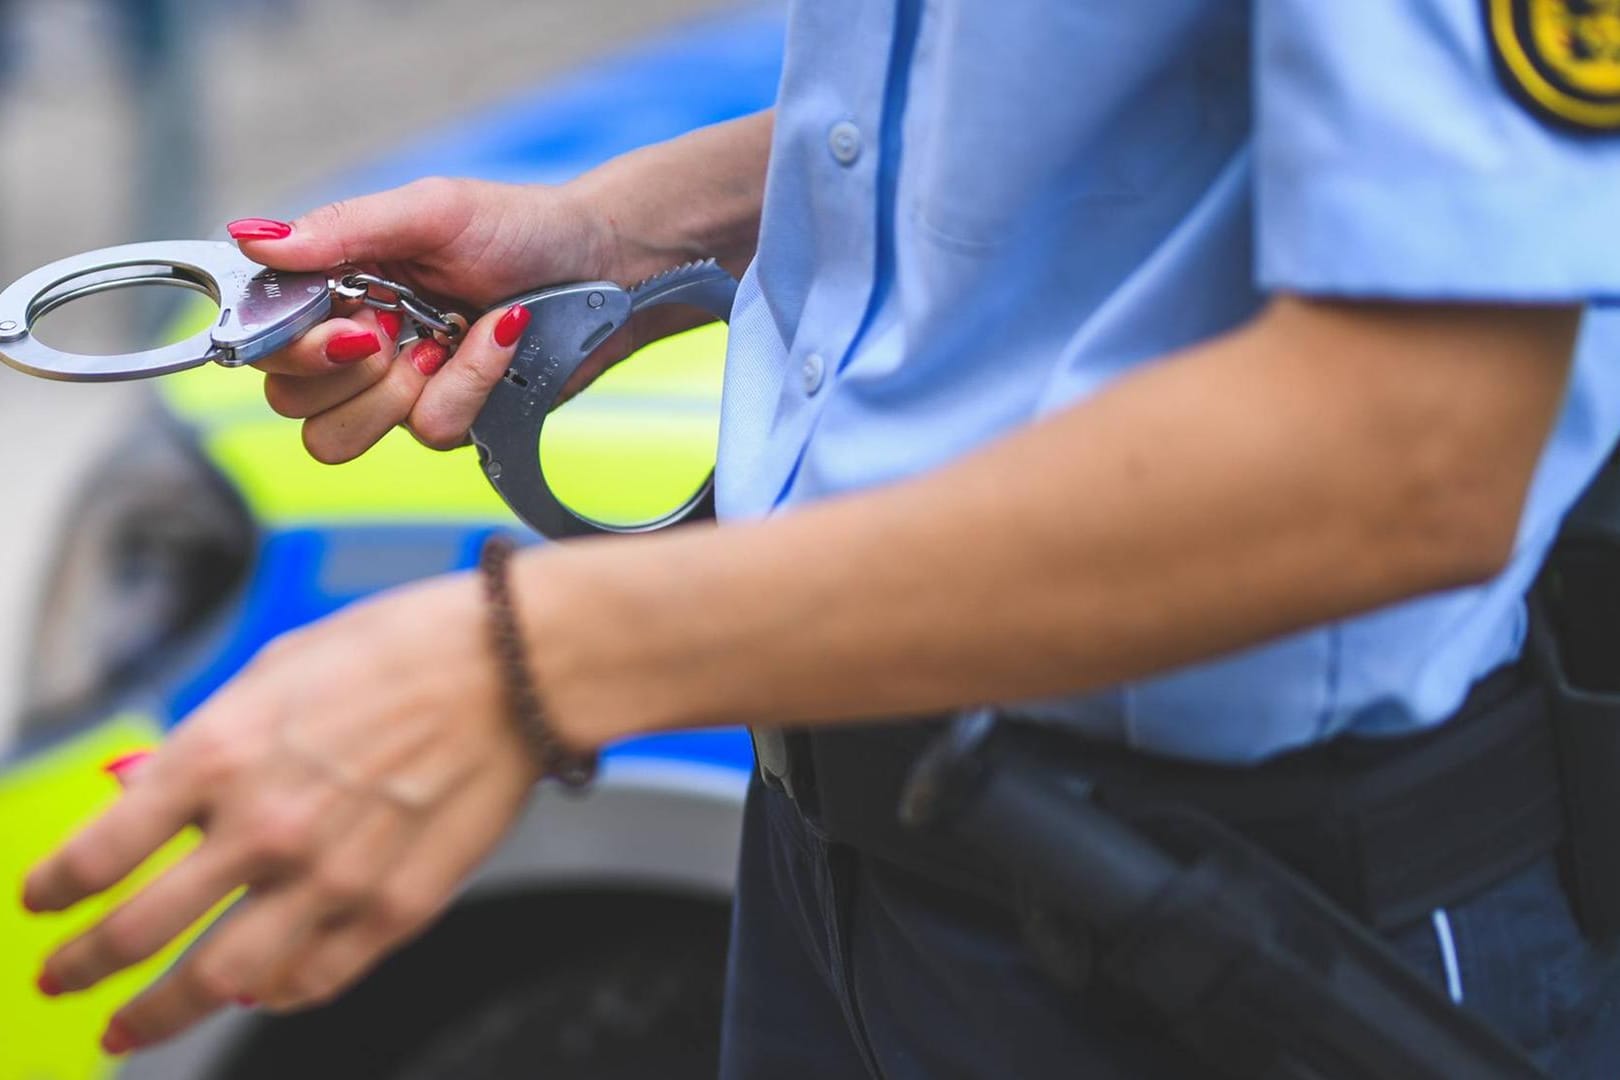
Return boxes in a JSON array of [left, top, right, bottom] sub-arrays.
[[22, 0, 1620, 1074]]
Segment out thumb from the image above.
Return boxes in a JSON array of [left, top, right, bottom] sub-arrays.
[[226, 178, 470, 273]]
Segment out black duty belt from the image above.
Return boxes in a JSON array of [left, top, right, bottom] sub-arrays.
[[752, 666, 1563, 931]]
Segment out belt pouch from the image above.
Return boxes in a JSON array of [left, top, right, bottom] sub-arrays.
[[1534, 531, 1620, 942]]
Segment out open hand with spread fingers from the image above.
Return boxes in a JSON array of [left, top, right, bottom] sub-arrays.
[[22, 569, 559, 1055]]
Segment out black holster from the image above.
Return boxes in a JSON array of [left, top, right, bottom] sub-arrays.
[[900, 714, 1548, 1080], [1532, 447, 1620, 943]]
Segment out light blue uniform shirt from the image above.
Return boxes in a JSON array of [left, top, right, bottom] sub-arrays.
[[715, 1, 1620, 763]]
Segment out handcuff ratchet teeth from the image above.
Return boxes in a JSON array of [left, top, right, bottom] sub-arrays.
[[0, 239, 736, 540]]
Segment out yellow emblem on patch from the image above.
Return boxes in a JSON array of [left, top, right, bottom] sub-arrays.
[[1486, 0, 1620, 130]]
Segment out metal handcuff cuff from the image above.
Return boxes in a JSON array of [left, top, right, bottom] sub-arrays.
[[0, 240, 738, 539]]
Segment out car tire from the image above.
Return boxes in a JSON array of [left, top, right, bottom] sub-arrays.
[[208, 891, 730, 1080]]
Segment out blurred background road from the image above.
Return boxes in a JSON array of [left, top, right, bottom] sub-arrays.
[[0, 0, 731, 739]]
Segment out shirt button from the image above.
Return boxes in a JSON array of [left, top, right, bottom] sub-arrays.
[[828, 121, 863, 167], [801, 353, 827, 395]]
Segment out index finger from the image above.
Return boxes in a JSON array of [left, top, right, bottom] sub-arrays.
[[23, 776, 199, 914], [229, 178, 469, 273]]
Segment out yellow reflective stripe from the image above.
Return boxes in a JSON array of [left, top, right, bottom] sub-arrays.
[[202, 424, 516, 524], [160, 316, 728, 529], [0, 716, 192, 1080]]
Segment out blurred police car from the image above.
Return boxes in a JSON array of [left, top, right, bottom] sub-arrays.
[[0, 12, 783, 1079]]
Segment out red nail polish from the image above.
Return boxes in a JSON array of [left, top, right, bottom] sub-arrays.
[[326, 331, 381, 364], [236, 995, 258, 1008], [226, 218, 293, 241], [377, 311, 403, 342], [411, 340, 449, 377], [37, 971, 62, 997], [493, 305, 532, 349], [101, 1019, 136, 1056], [101, 750, 153, 781]]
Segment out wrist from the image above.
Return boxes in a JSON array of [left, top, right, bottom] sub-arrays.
[[507, 546, 612, 754], [560, 112, 772, 288], [559, 171, 703, 288], [377, 571, 547, 786], [545, 179, 634, 286], [477, 536, 599, 785], [506, 539, 701, 754]]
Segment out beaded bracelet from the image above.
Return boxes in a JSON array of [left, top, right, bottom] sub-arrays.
[[477, 534, 598, 788]]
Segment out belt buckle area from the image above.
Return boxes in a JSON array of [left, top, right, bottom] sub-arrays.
[[750, 727, 817, 813]]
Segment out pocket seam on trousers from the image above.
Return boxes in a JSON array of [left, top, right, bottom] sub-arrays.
[[829, 847, 893, 1080]]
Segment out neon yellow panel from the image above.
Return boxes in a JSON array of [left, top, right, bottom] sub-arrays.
[[158, 313, 728, 530], [540, 324, 724, 527], [0, 716, 192, 1080]]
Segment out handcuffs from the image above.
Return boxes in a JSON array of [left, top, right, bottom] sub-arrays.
[[0, 240, 738, 539]]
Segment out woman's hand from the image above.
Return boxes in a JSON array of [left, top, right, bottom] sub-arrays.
[[233, 176, 640, 463], [22, 571, 543, 1055], [235, 111, 775, 466]]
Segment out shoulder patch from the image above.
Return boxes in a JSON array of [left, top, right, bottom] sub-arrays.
[[1485, 0, 1620, 132]]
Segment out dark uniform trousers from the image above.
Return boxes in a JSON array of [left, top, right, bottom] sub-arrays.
[[718, 774, 1620, 1079]]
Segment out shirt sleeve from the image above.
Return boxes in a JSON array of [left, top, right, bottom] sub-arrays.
[[1255, 0, 1620, 301]]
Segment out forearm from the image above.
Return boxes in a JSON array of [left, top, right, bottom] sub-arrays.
[[517, 299, 1576, 747], [568, 110, 774, 284]]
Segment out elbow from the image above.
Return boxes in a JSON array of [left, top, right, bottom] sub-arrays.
[[1259, 294, 1578, 598], [1433, 502, 1518, 590], [1390, 435, 1531, 593]]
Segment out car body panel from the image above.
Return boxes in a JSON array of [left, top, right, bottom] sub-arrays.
[[0, 10, 782, 1078], [0, 715, 204, 1080]]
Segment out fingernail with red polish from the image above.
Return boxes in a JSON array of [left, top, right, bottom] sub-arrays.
[[101, 1019, 137, 1056], [37, 971, 62, 997], [493, 305, 532, 349], [377, 311, 403, 342], [226, 218, 293, 242], [326, 331, 381, 364], [236, 995, 258, 1008], [411, 339, 449, 377], [102, 750, 153, 784]]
